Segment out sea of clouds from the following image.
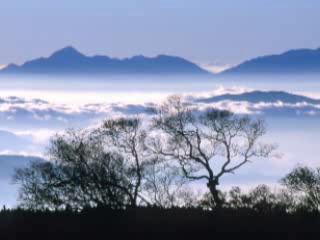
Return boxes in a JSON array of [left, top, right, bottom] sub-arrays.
[[1, 87, 320, 156]]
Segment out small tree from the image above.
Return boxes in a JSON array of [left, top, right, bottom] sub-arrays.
[[281, 166, 320, 211], [152, 96, 275, 209], [228, 185, 295, 213]]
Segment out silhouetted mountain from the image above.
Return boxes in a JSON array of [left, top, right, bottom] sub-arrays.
[[1, 46, 210, 76], [196, 90, 320, 104], [195, 91, 320, 118], [0, 130, 34, 152], [222, 48, 320, 75], [0, 155, 43, 179], [0, 154, 44, 206]]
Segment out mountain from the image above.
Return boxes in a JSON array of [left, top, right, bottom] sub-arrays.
[[195, 90, 320, 118], [0, 130, 34, 152], [0, 46, 210, 76], [196, 91, 320, 104], [221, 48, 320, 75], [0, 155, 43, 179], [0, 154, 44, 206]]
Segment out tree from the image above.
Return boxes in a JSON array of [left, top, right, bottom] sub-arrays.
[[14, 117, 189, 210], [100, 117, 195, 208], [14, 129, 134, 210], [198, 191, 227, 211], [152, 95, 275, 209], [281, 166, 320, 211], [143, 155, 195, 208], [98, 117, 151, 207]]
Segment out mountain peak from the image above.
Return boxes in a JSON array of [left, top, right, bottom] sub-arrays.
[[50, 46, 85, 59]]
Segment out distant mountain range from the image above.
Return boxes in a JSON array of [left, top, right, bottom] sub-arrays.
[[0, 47, 210, 76], [0, 154, 44, 206], [195, 90, 320, 118], [196, 90, 320, 104], [2, 46, 320, 76], [221, 48, 320, 75], [0, 155, 43, 179]]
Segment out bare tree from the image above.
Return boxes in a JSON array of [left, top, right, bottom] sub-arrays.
[[100, 116, 195, 208], [14, 116, 188, 210], [281, 166, 320, 211], [152, 95, 275, 209], [14, 129, 133, 210], [143, 155, 193, 208], [98, 117, 151, 207], [14, 98, 276, 211]]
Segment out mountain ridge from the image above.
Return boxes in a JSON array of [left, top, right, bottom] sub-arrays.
[[0, 46, 211, 76], [195, 90, 320, 104], [221, 48, 320, 75]]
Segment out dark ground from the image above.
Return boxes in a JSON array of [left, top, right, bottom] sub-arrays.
[[0, 207, 319, 240]]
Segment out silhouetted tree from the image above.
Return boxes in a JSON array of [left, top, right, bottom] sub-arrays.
[[143, 155, 196, 208], [281, 166, 320, 211], [98, 117, 152, 207], [198, 191, 227, 210], [152, 95, 275, 209], [245, 185, 277, 213], [13, 97, 279, 212], [227, 186, 252, 209], [14, 129, 133, 210], [99, 117, 194, 208]]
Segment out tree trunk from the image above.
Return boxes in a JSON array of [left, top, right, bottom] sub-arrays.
[[207, 180, 223, 209]]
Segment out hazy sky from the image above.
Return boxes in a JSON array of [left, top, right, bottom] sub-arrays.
[[1, 0, 320, 67]]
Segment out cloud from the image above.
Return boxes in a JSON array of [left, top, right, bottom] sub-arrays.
[[195, 100, 320, 116], [0, 96, 104, 129], [1, 89, 320, 159], [14, 129, 57, 144], [0, 130, 45, 156], [186, 86, 251, 100], [1, 90, 320, 136], [200, 63, 233, 74], [7, 87, 317, 126]]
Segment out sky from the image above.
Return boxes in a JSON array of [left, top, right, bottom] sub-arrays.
[[1, 0, 320, 68]]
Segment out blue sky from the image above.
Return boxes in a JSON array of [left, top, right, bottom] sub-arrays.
[[1, 0, 320, 67]]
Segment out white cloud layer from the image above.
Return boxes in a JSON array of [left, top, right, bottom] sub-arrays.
[[0, 89, 319, 162], [200, 63, 233, 74], [1, 89, 320, 155]]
